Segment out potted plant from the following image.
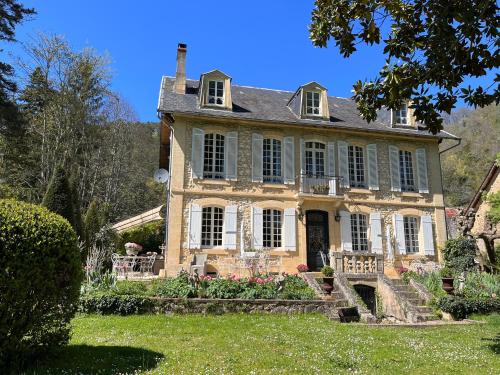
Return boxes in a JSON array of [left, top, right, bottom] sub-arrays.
[[297, 264, 309, 273], [440, 266, 455, 294], [124, 242, 142, 256], [320, 265, 335, 295], [312, 185, 329, 195]]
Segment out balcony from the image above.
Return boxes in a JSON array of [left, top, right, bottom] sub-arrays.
[[299, 174, 343, 197]]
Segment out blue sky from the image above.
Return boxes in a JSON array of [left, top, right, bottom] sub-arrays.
[[5, 1, 494, 122]]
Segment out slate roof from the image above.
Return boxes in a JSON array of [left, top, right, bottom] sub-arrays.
[[158, 76, 458, 140]]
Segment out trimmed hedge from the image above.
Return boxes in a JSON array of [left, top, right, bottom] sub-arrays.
[[0, 199, 83, 369], [437, 295, 500, 320], [79, 294, 152, 315]]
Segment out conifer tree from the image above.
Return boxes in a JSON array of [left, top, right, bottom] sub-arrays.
[[42, 163, 76, 229]]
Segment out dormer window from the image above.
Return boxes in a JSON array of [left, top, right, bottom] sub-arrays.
[[199, 70, 232, 110], [306, 91, 321, 115], [394, 103, 408, 125], [208, 80, 224, 106]]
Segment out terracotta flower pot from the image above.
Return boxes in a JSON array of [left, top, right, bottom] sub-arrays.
[[441, 277, 455, 294]]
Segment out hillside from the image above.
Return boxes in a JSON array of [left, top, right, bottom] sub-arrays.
[[441, 105, 499, 207]]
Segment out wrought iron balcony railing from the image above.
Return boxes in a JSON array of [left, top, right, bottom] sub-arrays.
[[300, 174, 344, 196]]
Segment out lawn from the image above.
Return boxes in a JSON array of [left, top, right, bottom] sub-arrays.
[[26, 314, 500, 375]]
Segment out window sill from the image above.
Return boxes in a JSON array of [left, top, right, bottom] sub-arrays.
[[399, 192, 422, 198], [195, 179, 231, 186], [346, 188, 372, 195], [199, 248, 236, 255], [262, 183, 287, 189]]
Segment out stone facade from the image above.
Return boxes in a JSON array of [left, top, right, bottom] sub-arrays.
[[161, 114, 448, 277]]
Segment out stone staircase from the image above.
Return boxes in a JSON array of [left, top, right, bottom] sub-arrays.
[[301, 272, 350, 321], [388, 278, 438, 322]]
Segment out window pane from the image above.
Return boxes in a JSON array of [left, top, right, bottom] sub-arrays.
[[351, 213, 368, 251], [399, 150, 415, 191], [263, 209, 282, 248], [202, 207, 212, 246]]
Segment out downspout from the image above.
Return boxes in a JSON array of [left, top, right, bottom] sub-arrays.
[[438, 137, 461, 240], [158, 112, 175, 264]]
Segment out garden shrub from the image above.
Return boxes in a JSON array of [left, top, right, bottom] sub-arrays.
[[116, 220, 164, 254], [461, 272, 500, 300], [438, 295, 500, 320], [278, 275, 316, 300], [206, 278, 242, 299], [79, 293, 152, 315], [0, 199, 83, 369], [113, 280, 149, 296], [238, 281, 278, 300], [443, 237, 477, 273], [150, 272, 195, 298]]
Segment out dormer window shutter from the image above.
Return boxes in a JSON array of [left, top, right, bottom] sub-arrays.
[[225, 131, 238, 181]]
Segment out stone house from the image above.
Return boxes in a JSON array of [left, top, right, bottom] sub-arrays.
[[156, 44, 458, 277]]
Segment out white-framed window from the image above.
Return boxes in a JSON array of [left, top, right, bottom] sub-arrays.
[[305, 141, 325, 176], [263, 209, 282, 248], [208, 80, 224, 106], [403, 216, 419, 253], [351, 213, 368, 252], [305, 91, 321, 115], [394, 103, 408, 125], [399, 150, 415, 192], [203, 133, 225, 179], [201, 206, 224, 247], [263, 138, 282, 183], [348, 145, 366, 188]]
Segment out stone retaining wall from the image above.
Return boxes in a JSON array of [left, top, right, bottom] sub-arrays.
[[150, 298, 345, 316]]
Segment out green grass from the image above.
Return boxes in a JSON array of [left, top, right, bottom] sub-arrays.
[[26, 314, 500, 375]]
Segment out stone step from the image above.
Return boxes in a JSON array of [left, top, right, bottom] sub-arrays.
[[407, 298, 427, 306], [392, 284, 413, 292], [414, 306, 433, 314], [396, 291, 421, 299], [415, 313, 440, 322]]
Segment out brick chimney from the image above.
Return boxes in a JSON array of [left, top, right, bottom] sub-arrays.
[[174, 43, 187, 94]]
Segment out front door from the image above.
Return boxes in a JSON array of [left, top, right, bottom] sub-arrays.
[[306, 210, 329, 271]]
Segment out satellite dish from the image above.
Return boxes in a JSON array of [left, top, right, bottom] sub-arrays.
[[154, 169, 170, 183]]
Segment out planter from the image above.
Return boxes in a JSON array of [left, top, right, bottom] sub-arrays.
[[322, 277, 334, 295], [126, 248, 140, 256], [441, 277, 455, 294], [124, 242, 142, 256]]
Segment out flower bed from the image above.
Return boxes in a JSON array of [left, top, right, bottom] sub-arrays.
[[79, 272, 318, 314]]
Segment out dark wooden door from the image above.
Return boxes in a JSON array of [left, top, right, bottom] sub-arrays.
[[306, 210, 329, 271]]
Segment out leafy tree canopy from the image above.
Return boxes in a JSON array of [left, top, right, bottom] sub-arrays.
[[309, 0, 499, 134]]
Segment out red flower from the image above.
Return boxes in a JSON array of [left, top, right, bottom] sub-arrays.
[[297, 264, 309, 272]]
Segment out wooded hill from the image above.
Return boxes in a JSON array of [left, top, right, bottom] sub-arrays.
[[442, 105, 499, 207]]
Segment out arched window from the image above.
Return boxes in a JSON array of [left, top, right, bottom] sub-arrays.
[[203, 133, 225, 179], [263, 138, 282, 183], [403, 216, 419, 253], [350, 213, 368, 251], [305, 141, 325, 177], [201, 206, 224, 247], [263, 209, 282, 248]]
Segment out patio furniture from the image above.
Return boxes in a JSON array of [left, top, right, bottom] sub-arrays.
[[111, 254, 138, 277], [139, 253, 157, 275], [190, 254, 208, 275]]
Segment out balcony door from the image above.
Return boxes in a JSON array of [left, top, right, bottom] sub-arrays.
[[306, 210, 329, 271], [305, 142, 325, 177]]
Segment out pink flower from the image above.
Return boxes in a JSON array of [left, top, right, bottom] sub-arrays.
[[256, 277, 264, 284], [297, 264, 309, 272]]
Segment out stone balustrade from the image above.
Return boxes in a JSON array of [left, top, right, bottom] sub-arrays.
[[331, 252, 384, 274]]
